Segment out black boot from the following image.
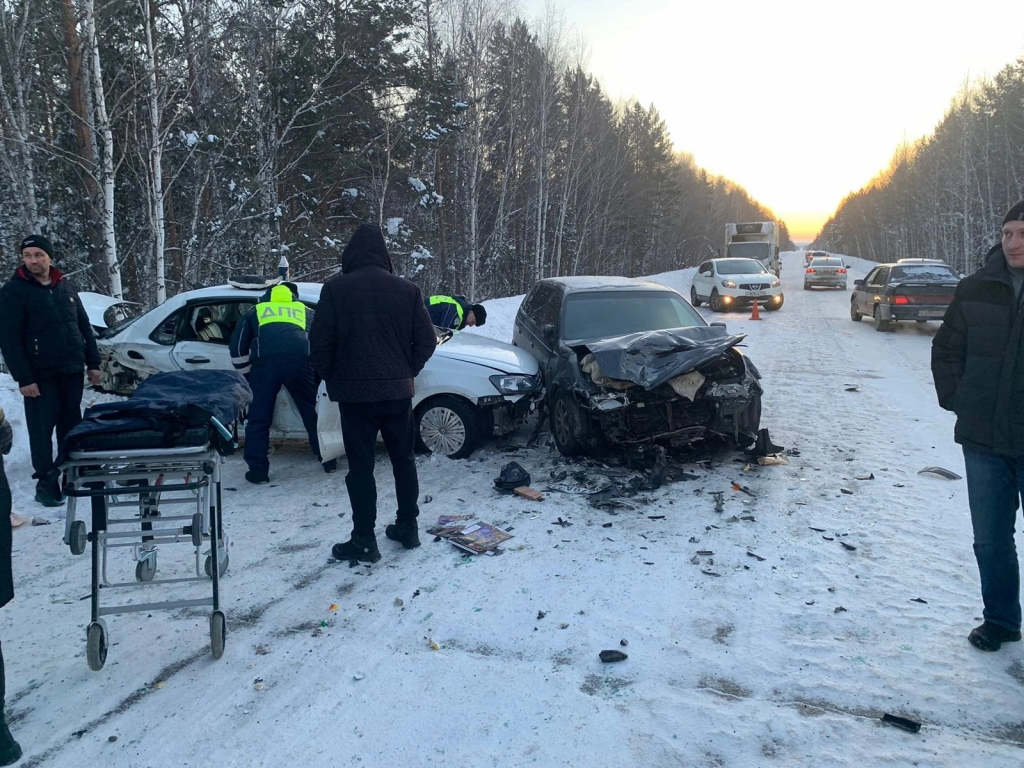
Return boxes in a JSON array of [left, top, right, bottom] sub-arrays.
[[0, 719, 21, 767], [968, 621, 1022, 652], [385, 521, 421, 550], [33, 480, 62, 508], [332, 535, 381, 563]]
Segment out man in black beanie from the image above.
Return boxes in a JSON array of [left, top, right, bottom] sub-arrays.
[[0, 234, 101, 507], [932, 199, 1024, 651]]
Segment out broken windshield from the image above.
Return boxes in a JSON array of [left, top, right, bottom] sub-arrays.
[[562, 291, 705, 341]]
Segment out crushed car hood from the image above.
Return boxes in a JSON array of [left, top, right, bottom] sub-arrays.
[[435, 332, 539, 374], [580, 326, 746, 390]]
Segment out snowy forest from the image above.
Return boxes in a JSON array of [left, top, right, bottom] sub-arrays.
[[815, 57, 1024, 274], [0, 0, 792, 305]]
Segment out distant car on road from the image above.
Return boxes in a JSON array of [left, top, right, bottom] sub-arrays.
[[803, 256, 848, 290], [690, 258, 784, 313], [512, 276, 762, 456], [805, 249, 828, 265], [850, 261, 961, 331]]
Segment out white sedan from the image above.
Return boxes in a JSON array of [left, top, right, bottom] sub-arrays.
[[94, 282, 542, 459]]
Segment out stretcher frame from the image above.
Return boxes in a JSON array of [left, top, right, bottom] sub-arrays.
[[61, 443, 229, 670]]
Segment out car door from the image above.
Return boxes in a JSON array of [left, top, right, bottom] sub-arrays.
[[168, 300, 255, 371], [693, 262, 712, 299], [515, 283, 558, 369], [856, 268, 878, 313]]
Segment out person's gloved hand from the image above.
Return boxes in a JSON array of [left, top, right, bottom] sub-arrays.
[[0, 406, 12, 456]]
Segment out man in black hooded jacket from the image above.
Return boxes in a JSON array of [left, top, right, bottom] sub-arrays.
[[0, 234, 100, 507], [933, 199, 1024, 652], [310, 224, 436, 562]]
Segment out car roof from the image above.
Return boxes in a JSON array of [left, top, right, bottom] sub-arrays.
[[174, 282, 324, 303], [896, 258, 945, 264], [537, 276, 679, 295]]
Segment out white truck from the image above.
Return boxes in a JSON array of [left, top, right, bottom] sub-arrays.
[[724, 222, 781, 277]]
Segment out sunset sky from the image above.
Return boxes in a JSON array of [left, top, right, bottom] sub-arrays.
[[521, 0, 1024, 241]]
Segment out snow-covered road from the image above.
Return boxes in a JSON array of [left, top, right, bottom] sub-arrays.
[[1, 252, 1021, 767]]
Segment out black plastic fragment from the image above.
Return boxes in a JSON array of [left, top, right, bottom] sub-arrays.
[[911, 597, 928, 604], [599, 649, 628, 663], [840, 541, 857, 551], [881, 713, 921, 733]]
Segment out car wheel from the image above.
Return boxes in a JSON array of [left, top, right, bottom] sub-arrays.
[[764, 295, 783, 311], [415, 395, 481, 459], [549, 389, 586, 457], [873, 305, 891, 332], [709, 289, 724, 312], [803, 283, 810, 290], [690, 287, 702, 307], [736, 391, 762, 448], [850, 299, 862, 322]]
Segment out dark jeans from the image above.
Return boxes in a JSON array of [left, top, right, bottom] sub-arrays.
[[243, 359, 320, 474], [23, 373, 83, 485], [340, 399, 419, 538], [963, 446, 1024, 632]]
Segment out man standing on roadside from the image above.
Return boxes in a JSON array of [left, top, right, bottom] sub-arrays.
[[0, 408, 22, 765], [0, 235, 101, 507], [933, 200, 1024, 652], [310, 224, 436, 563]]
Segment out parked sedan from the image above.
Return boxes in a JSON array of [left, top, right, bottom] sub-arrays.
[[850, 262, 961, 331], [803, 256, 848, 290], [690, 258, 784, 312], [512, 276, 762, 456], [95, 281, 542, 458]]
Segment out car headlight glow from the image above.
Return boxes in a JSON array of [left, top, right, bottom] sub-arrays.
[[489, 373, 542, 395], [771, 278, 780, 287], [721, 280, 737, 288]]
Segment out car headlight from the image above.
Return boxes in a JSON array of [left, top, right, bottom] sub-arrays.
[[721, 280, 737, 288], [771, 278, 780, 287], [489, 373, 542, 395]]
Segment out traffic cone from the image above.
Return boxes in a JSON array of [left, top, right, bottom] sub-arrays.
[[750, 300, 761, 321]]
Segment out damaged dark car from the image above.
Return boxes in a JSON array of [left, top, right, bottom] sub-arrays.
[[512, 276, 763, 456]]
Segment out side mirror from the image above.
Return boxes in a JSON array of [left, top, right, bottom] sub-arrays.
[[853, 279, 864, 287], [540, 324, 556, 344], [710, 321, 727, 331]]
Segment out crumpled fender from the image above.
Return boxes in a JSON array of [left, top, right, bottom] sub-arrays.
[[580, 326, 747, 390]]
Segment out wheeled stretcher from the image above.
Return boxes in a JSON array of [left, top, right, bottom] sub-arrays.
[[59, 371, 251, 671]]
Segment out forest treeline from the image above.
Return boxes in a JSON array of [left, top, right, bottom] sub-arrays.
[[815, 55, 1024, 273], [0, 0, 792, 304]]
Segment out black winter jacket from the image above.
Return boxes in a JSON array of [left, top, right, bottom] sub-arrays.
[[310, 224, 436, 403], [0, 266, 100, 387], [932, 247, 1024, 456]]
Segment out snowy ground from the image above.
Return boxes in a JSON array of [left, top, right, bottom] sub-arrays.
[[1, 252, 1022, 767]]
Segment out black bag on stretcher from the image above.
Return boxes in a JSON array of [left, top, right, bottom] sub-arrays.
[[62, 370, 252, 458]]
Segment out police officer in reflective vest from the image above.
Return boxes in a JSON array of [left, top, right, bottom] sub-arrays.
[[229, 283, 326, 484], [425, 295, 487, 331]]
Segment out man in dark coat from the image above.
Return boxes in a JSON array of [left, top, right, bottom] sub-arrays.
[[932, 199, 1024, 652], [229, 282, 327, 483], [310, 224, 437, 562], [425, 294, 487, 331], [0, 408, 23, 765], [0, 235, 101, 507]]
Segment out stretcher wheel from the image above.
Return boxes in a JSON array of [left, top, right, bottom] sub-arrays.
[[205, 551, 229, 578], [87, 621, 108, 671], [135, 556, 156, 582], [191, 513, 204, 547], [210, 611, 226, 659], [70, 520, 87, 556]]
